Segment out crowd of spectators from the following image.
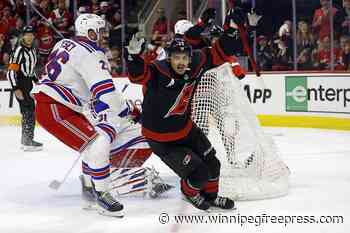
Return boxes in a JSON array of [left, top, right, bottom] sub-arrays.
[[0, 0, 350, 81], [0, 0, 143, 79], [256, 0, 350, 71], [148, 0, 350, 72]]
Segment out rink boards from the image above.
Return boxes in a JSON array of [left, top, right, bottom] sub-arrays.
[[1, 72, 350, 130]]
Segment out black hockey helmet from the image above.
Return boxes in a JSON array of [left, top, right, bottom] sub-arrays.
[[22, 25, 36, 34], [167, 38, 192, 57]]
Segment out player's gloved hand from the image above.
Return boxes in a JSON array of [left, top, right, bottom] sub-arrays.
[[231, 64, 246, 80], [199, 8, 217, 27], [247, 8, 262, 27], [89, 99, 115, 125], [125, 32, 146, 58]]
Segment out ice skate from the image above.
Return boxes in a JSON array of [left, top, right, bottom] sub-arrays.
[[79, 175, 96, 210], [208, 196, 236, 210], [146, 167, 174, 198], [94, 190, 124, 217], [183, 193, 210, 211], [21, 140, 43, 152]]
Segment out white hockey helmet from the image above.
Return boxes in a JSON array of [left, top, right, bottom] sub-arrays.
[[174, 19, 194, 35], [75, 13, 106, 42]]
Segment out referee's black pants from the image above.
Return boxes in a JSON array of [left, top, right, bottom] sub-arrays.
[[15, 77, 36, 145]]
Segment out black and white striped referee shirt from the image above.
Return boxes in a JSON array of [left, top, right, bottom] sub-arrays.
[[7, 43, 38, 89]]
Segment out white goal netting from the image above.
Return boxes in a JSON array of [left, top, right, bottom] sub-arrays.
[[191, 63, 290, 201]]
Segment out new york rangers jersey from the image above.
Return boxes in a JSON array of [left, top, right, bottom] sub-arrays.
[[32, 37, 125, 115]]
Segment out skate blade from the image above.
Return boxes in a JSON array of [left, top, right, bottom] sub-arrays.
[[83, 202, 124, 217], [97, 207, 124, 218], [207, 206, 237, 213], [181, 197, 211, 212], [21, 145, 43, 152], [82, 201, 98, 211]]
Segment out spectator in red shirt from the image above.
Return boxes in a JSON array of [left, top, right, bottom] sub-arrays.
[[152, 7, 173, 46], [336, 35, 350, 69], [312, 0, 338, 41], [49, 0, 72, 38], [152, 8, 169, 35], [0, 33, 11, 68], [0, 6, 12, 35], [313, 35, 341, 69]]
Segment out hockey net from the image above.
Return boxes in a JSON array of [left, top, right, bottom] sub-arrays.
[[191, 63, 290, 201]]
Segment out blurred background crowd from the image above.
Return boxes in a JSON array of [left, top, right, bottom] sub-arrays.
[[0, 0, 349, 80]]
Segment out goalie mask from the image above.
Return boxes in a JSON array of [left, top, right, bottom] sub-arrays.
[[75, 13, 106, 42]]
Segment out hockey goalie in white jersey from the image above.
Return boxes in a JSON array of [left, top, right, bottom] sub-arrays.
[[32, 14, 172, 217]]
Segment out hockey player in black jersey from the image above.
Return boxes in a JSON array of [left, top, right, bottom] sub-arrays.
[[124, 11, 246, 211]]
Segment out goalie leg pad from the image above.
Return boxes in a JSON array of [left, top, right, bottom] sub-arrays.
[[110, 148, 153, 168], [109, 166, 174, 198]]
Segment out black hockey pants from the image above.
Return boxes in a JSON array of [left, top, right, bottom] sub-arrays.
[[147, 124, 221, 198], [15, 77, 36, 145]]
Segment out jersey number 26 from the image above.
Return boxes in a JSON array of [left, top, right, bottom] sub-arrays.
[[45, 50, 70, 81]]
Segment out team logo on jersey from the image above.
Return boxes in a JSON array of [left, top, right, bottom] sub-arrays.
[[164, 82, 196, 118], [183, 154, 192, 166], [166, 79, 175, 87]]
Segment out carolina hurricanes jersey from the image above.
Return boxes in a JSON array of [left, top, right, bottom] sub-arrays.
[[32, 37, 126, 115]]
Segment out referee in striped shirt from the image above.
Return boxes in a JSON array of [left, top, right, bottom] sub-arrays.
[[7, 26, 43, 151]]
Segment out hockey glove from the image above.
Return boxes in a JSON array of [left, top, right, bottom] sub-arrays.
[[231, 63, 246, 80], [247, 9, 262, 27], [125, 32, 146, 59], [199, 8, 217, 27]]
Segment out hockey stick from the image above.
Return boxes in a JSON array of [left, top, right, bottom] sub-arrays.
[[29, 2, 65, 39], [49, 153, 82, 190], [237, 24, 261, 77], [229, 0, 261, 77]]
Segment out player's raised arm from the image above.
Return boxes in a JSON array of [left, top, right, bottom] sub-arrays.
[[182, 8, 216, 48], [206, 9, 244, 66], [125, 34, 156, 85]]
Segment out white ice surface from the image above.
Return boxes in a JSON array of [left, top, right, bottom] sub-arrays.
[[0, 126, 349, 233]]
